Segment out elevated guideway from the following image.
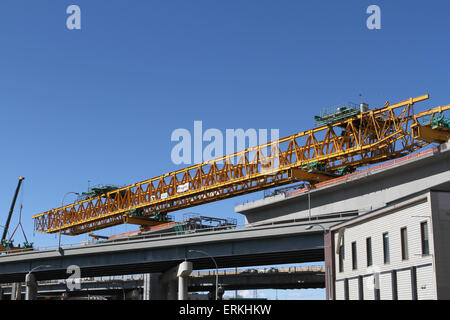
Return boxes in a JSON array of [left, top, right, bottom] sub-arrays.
[[0, 266, 325, 299], [0, 218, 343, 283]]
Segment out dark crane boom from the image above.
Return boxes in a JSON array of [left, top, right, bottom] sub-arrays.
[[1, 176, 25, 242]]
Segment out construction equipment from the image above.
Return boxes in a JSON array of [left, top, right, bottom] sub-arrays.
[[1, 176, 28, 252], [77, 185, 120, 201], [32, 94, 450, 236], [314, 103, 362, 126], [428, 115, 450, 129], [411, 107, 450, 143], [87, 233, 109, 240], [7, 204, 33, 250]]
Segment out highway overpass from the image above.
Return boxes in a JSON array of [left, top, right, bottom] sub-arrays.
[[0, 218, 342, 284], [0, 266, 325, 299]]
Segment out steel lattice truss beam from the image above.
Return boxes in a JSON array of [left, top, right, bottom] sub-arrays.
[[32, 94, 450, 235]]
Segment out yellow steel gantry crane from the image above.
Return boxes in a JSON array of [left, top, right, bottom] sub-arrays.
[[32, 94, 450, 236]]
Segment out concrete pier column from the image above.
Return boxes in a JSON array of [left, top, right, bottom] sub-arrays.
[[167, 279, 177, 300], [177, 261, 193, 300], [143, 274, 150, 300], [11, 283, 22, 300], [25, 273, 38, 300], [143, 273, 163, 300], [158, 261, 193, 300]]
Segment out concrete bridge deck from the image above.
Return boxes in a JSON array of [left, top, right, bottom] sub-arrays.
[[0, 218, 343, 283]]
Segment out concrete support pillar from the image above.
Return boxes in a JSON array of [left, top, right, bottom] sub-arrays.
[[177, 261, 193, 300], [143, 273, 163, 300], [178, 276, 188, 301], [143, 274, 150, 300], [25, 273, 38, 300], [167, 279, 177, 300], [11, 283, 22, 300], [158, 261, 193, 300]]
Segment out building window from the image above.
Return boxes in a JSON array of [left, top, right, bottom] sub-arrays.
[[366, 237, 372, 267], [383, 232, 390, 264], [401, 227, 408, 260], [420, 221, 430, 256], [352, 241, 357, 270], [338, 244, 344, 273]]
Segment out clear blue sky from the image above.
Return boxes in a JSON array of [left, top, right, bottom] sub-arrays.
[[0, 0, 449, 299]]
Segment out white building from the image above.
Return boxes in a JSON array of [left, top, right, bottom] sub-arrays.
[[324, 190, 450, 300]]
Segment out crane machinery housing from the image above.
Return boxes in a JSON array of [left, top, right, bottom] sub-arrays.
[[32, 94, 450, 236]]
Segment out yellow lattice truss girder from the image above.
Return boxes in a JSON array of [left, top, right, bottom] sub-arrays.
[[32, 94, 450, 235]]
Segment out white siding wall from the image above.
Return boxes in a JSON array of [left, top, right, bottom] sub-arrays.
[[334, 197, 436, 300], [397, 270, 412, 300], [430, 191, 450, 299], [417, 264, 435, 300], [335, 280, 345, 300], [348, 278, 359, 300], [380, 273, 392, 300], [363, 276, 374, 300]]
